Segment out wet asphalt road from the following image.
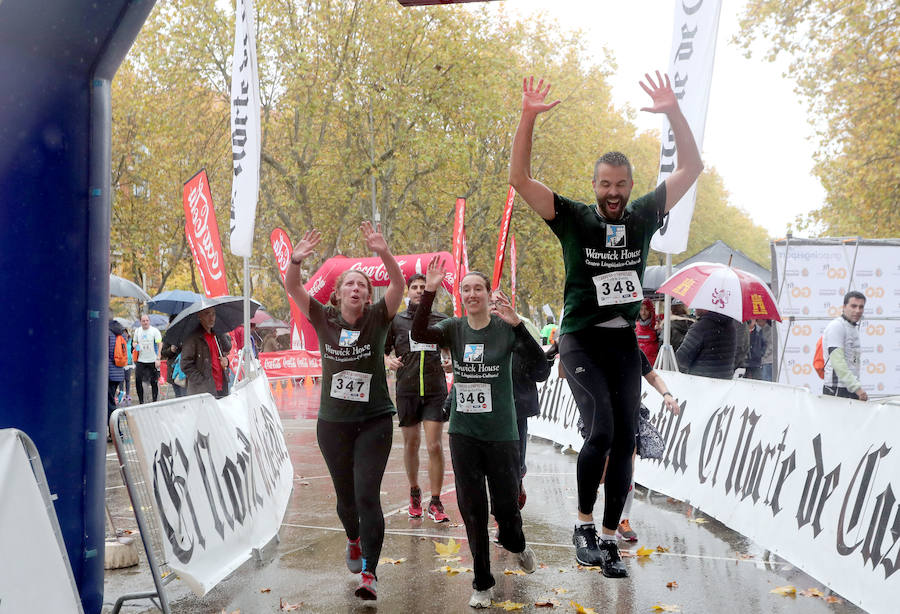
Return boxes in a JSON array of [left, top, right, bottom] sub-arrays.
[[102, 381, 864, 613]]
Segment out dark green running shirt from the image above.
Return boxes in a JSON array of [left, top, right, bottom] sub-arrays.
[[307, 297, 396, 422], [411, 291, 545, 442], [547, 184, 666, 335]]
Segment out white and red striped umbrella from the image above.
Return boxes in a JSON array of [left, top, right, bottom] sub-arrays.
[[657, 262, 781, 322]]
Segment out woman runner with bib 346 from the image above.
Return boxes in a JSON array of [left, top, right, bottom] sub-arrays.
[[412, 256, 543, 609], [285, 222, 404, 603]]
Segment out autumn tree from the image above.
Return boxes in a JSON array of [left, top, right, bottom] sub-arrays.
[[737, 0, 899, 237]]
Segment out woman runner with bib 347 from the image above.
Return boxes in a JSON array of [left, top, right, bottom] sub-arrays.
[[285, 222, 404, 603], [412, 256, 543, 609]]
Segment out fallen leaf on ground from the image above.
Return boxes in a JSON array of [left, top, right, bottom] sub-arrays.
[[688, 517, 708, 524], [434, 565, 472, 576], [799, 588, 824, 598], [569, 600, 597, 614], [379, 557, 407, 565], [558, 568, 566, 573], [770, 585, 796, 596], [666, 581, 678, 589], [279, 598, 302, 611], [824, 596, 843, 604], [492, 600, 525, 611], [260, 588, 271, 593], [651, 605, 681, 612], [503, 568, 527, 575], [434, 537, 462, 559], [576, 564, 603, 571], [656, 545, 669, 553], [636, 546, 655, 557], [539, 563, 548, 569], [297, 481, 310, 486], [619, 550, 636, 558], [551, 587, 568, 594], [448, 523, 463, 528], [535, 599, 559, 607]]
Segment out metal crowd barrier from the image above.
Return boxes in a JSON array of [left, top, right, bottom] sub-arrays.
[[5, 429, 85, 613], [108, 409, 175, 614]]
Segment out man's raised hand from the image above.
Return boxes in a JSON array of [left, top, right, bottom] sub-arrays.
[[522, 76, 561, 115], [639, 71, 678, 115], [424, 255, 447, 292], [292, 229, 321, 263]]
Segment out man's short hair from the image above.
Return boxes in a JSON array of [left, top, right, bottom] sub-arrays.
[[844, 290, 866, 305], [594, 151, 633, 180], [407, 273, 426, 288]]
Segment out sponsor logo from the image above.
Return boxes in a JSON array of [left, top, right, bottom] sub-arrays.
[[605, 225, 626, 248], [711, 288, 731, 309], [463, 344, 484, 363], [826, 267, 847, 279], [339, 329, 361, 347], [792, 324, 813, 336], [791, 286, 812, 298], [865, 324, 886, 337], [864, 286, 885, 298]]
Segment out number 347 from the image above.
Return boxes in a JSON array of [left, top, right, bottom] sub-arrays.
[[335, 378, 363, 392]]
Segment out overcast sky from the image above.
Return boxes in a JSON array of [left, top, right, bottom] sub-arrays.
[[486, 0, 825, 239]]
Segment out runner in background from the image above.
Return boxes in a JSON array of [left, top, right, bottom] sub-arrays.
[[509, 72, 703, 577], [412, 258, 542, 609], [284, 222, 404, 603], [384, 273, 451, 523]]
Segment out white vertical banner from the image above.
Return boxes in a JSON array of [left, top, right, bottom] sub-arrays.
[[650, 0, 722, 254], [229, 0, 262, 257]]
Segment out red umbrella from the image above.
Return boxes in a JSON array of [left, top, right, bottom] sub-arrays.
[[250, 310, 273, 325], [657, 262, 781, 322]]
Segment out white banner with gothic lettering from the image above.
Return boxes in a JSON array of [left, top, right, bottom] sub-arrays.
[[772, 241, 900, 395], [125, 374, 293, 595], [650, 0, 722, 254], [532, 368, 900, 614]]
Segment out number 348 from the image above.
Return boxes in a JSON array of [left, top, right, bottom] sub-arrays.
[[600, 279, 635, 295]]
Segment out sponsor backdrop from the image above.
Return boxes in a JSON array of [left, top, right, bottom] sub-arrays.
[[124, 374, 293, 595], [531, 367, 900, 614], [0, 430, 83, 613], [772, 239, 900, 396]]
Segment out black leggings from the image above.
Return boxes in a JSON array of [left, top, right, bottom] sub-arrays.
[[317, 413, 393, 575], [560, 327, 640, 531], [450, 433, 526, 591], [135, 362, 158, 403]]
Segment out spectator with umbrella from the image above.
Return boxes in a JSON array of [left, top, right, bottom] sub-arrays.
[[163, 296, 260, 398]]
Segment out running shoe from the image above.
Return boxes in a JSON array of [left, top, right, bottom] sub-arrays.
[[617, 519, 638, 542], [572, 524, 604, 566], [517, 546, 536, 573], [597, 539, 628, 578], [346, 537, 362, 573], [408, 487, 423, 518], [468, 588, 492, 609], [427, 499, 449, 523], [354, 571, 377, 601], [517, 480, 527, 510]]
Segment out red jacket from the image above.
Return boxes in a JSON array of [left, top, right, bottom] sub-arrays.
[[635, 299, 659, 366]]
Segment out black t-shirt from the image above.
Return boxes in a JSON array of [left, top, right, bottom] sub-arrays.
[[307, 297, 395, 422], [385, 305, 449, 398], [546, 184, 666, 334]]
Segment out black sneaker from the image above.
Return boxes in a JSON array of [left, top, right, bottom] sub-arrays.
[[597, 539, 628, 578], [572, 524, 603, 566]]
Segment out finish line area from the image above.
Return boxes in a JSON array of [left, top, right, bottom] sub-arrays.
[[102, 382, 860, 613]]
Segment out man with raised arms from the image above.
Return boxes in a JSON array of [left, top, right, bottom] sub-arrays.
[[508, 72, 703, 577]]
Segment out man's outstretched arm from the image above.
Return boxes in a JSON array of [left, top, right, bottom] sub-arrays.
[[509, 76, 560, 221], [640, 71, 704, 213]]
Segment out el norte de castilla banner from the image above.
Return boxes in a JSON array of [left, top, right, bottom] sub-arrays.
[[532, 367, 900, 614]]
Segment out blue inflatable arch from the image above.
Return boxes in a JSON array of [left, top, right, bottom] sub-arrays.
[[0, 1, 157, 612]]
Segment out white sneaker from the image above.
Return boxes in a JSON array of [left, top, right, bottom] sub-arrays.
[[517, 546, 536, 573], [468, 588, 492, 609]]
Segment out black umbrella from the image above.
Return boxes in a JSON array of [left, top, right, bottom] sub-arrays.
[[162, 296, 262, 346]]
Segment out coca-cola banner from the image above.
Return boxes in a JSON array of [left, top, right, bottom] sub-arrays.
[[269, 228, 309, 349], [452, 198, 466, 317], [510, 234, 517, 311], [532, 367, 900, 614], [258, 349, 322, 378], [301, 252, 456, 349], [183, 170, 228, 297], [491, 186, 516, 290]]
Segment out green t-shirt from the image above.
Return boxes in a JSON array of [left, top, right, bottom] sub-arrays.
[[307, 297, 395, 422], [547, 184, 666, 334], [433, 316, 522, 442]]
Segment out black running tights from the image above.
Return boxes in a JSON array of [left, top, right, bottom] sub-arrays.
[[317, 413, 393, 575], [559, 327, 640, 531]]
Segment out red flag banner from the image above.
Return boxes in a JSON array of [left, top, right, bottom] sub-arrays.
[[510, 234, 517, 311], [451, 197, 467, 317], [259, 349, 323, 378], [270, 228, 310, 349], [491, 186, 515, 290], [183, 170, 228, 297]]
